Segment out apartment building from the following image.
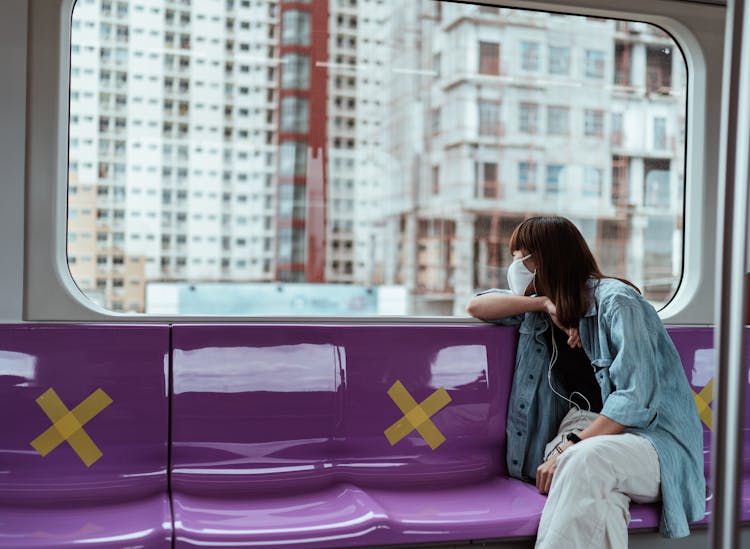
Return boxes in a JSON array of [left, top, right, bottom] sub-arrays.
[[69, 0, 282, 311], [383, 3, 686, 315], [69, 0, 396, 312]]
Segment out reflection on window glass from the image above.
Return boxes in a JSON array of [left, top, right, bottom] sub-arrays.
[[67, 1, 687, 315]]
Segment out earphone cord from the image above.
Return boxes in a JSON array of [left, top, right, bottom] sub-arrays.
[[547, 322, 591, 414]]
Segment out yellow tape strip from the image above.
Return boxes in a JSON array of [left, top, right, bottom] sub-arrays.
[[384, 380, 451, 450], [30, 388, 113, 467], [692, 378, 714, 430]]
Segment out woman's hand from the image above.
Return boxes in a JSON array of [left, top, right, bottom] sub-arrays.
[[565, 328, 581, 348], [541, 298, 582, 348], [536, 455, 557, 494], [536, 441, 574, 494]]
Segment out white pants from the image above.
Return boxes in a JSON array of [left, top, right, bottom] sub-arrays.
[[535, 431, 661, 549]]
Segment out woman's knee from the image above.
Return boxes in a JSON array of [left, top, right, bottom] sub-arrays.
[[557, 437, 611, 475]]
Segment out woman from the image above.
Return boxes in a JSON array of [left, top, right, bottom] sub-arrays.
[[466, 216, 704, 548]]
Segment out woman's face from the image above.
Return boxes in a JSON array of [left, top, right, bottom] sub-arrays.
[[512, 249, 537, 273], [511, 249, 537, 296]]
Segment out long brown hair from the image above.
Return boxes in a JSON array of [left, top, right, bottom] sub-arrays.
[[508, 216, 639, 327]]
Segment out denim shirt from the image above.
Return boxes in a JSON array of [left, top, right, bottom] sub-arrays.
[[479, 278, 706, 538]]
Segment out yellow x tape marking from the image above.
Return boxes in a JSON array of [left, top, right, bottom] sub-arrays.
[[692, 378, 713, 430], [30, 388, 113, 467], [384, 380, 452, 450]]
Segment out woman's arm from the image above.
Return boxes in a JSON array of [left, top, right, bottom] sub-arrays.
[[466, 292, 551, 321], [578, 414, 625, 438], [536, 416, 626, 493]]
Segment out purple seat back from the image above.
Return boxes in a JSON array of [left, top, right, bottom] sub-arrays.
[[171, 324, 516, 494], [666, 327, 750, 525], [0, 325, 171, 548]]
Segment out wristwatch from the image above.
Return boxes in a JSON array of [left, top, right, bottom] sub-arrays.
[[566, 432, 582, 444]]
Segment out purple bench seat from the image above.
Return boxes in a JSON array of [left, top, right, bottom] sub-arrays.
[[0, 496, 170, 548], [0, 326, 172, 549], [171, 324, 727, 548]]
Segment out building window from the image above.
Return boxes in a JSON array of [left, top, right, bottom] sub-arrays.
[[278, 183, 306, 220], [480, 162, 499, 199], [611, 156, 629, 207], [478, 100, 501, 136], [281, 53, 310, 89], [282, 10, 311, 46], [519, 161, 537, 192], [521, 41, 539, 71], [548, 46, 570, 75], [611, 112, 624, 146], [280, 96, 309, 133], [545, 164, 564, 194], [646, 46, 672, 94], [479, 41, 500, 75], [279, 140, 307, 176], [653, 117, 667, 149], [547, 106, 569, 135], [644, 159, 671, 208], [277, 227, 306, 264], [585, 49, 605, 78], [519, 102, 538, 134], [583, 166, 603, 197], [614, 43, 631, 86], [584, 109, 604, 137]]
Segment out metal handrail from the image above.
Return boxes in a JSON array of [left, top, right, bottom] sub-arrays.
[[711, 0, 750, 547]]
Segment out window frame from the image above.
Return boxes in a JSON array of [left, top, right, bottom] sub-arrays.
[[17, 0, 721, 324]]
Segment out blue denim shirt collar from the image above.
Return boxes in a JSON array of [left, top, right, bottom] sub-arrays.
[[583, 278, 598, 318]]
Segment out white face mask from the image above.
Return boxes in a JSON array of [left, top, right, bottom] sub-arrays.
[[507, 254, 535, 295]]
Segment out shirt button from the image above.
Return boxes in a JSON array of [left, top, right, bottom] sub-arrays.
[[529, 374, 534, 380], [517, 431, 522, 436], [512, 459, 518, 465], [520, 404, 525, 409], [536, 347, 542, 353]]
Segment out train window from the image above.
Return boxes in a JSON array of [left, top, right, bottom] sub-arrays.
[[67, 1, 686, 316]]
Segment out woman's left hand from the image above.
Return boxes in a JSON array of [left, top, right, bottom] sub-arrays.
[[565, 327, 581, 348], [537, 441, 574, 494], [544, 299, 582, 348], [536, 455, 558, 494]]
